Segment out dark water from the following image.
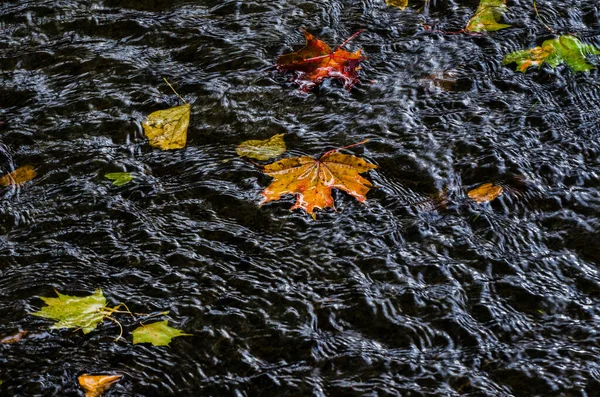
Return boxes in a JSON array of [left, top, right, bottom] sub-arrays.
[[2, 0, 600, 395]]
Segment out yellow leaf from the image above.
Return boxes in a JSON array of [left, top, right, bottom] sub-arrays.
[[261, 152, 377, 217], [467, 183, 503, 203], [0, 165, 37, 186], [78, 374, 122, 397], [386, 0, 409, 10], [236, 134, 287, 160], [142, 103, 190, 150]]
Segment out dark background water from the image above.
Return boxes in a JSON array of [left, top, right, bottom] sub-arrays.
[[2, 0, 600, 395]]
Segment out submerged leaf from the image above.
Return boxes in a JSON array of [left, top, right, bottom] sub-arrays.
[[466, 0, 511, 32], [132, 320, 191, 346], [0, 165, 37, 186], [32, 289, 107, 334], [78, 374, 122, 397], [104, 172, 133, 186], [277, 29, 366, 92], [142, 103, 191, 150], [503, 35, 600, 72], [386, 0, 408, 10], [468, 183, 503, 203], [0, 330, 28, 344], [261, 151, 377, 218], [236, 134, 287, 160]]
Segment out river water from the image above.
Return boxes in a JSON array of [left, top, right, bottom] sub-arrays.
[[2, 0, 600, 395]]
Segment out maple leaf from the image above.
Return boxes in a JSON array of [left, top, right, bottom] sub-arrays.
[[503, 35, 600, 73], [467, 183, 503, 203], [0, 165, 37, 186], [143, 103, 191, 150], [32, 289, 108, 334], [260, 150, 377, 218], [277, 29, 366, 92], [78, 374, 122, 397], [465, 0, 511, 32], [132, 320, 191, 346]]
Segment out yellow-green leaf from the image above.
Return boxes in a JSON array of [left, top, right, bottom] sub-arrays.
[[503, 35, 600, 73], [32, 289, 107, 334], [104, 172, 133, 186], [78, 374, 122, 397], [236, 134, 287, 160], [142, 103, 190, 150], [132, 320, 191, 346], [0, 165, 37, 186], [386, 0, 408, 10], [466, 0, 511, 32]]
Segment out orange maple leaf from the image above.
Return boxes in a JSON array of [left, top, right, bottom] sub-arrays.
[[260, 151, 377, 217], [277, 29, 366, 92]]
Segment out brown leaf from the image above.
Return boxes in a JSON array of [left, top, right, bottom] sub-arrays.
[[78, 374, 122, 397], [261, 151, 377, 217], [0, 165, 37, 186], [0, 330, 28, 344], [468, 183, 503, 203], [277, 29, 366, 92]]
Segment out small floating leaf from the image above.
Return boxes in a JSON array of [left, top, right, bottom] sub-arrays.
[[236, 134, 287, 160], [104, 172, 133, 186], [78, 374, 122, 397], [142, 103, 191, 150], [468, 183, 503, 203], [0, 165, 37, 186], [386, 0, 408, 10], [32, 289, 107, 334], [466, 0, 511, 32], [0, 330, 28, 344], [132, 320, 191, 346], [503, 35, 600, 73]]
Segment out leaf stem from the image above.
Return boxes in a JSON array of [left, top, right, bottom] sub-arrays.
[[533, 1, 555, 33], [323, 139, 370, 157], [336, 29, 365, 51], [163, 78, 188, 104]]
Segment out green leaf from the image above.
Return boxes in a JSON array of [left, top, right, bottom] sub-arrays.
[[132, 320, 191, 346], [104, 172, 133, 186], [32, 289, 107, 334], [236, 134, 287, 160], [142, 103, 191, 150], [466, 0, 511, 32], [503, 35, 600, 73]]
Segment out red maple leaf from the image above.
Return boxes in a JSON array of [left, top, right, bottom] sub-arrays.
[[277, 29, 366, 92]]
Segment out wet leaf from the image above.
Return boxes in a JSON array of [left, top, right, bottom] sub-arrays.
[[421, 70, 458, 91], [236, 134, 287, 160], [386, 0, 408, 10], [277, 29, 366, 92], [466, 0, 511, 32], [142, 103, 191, 150], [32, 289, 107, 334], [261, 151, 377, 218], [0, 165, 37, 186], [503, 35, 600, 72], [78, 374, 122, 397], [104, 172, 133, 186], [0, 330, 28, 344], [132, 320, 191, 346], [468, 183, 503, 203]]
